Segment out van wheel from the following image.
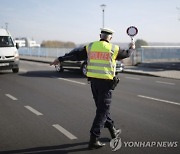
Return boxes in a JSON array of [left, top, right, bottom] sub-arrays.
[[12, 68, 19, 73]]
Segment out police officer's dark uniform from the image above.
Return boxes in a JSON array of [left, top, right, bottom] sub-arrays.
[[50, 28, 135, 150]]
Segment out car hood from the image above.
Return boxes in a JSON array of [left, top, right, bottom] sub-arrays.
[[0, 47, 17, 56]]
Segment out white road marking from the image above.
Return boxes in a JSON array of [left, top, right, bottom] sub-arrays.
[[58, 77, 86, 85], [5, 94, 18, 100], [125, 77, 141, 80], [52, 124, 77, 140], [156, 81, 175, 85], [138, 95, 180, 106], [20, 69, 28, 73], [24, 106, 43, 116]]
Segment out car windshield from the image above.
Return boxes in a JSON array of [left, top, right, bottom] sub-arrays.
[[0, 36, 14, 47]]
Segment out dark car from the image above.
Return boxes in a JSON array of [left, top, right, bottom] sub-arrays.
[[55, 46, 124, 76]]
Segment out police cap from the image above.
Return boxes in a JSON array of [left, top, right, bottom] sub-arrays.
[[100, 28, 115, 35]]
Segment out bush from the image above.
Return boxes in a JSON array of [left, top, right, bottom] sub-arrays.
[[41, 40, 76, 48], [135, 39, 148, 49]]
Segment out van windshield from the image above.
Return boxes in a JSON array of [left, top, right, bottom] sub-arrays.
[[0, 36, 14, 47]]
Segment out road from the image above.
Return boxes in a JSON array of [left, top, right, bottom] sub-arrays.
[[0, 60, 180, 154]]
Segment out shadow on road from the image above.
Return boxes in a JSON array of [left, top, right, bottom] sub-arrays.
[[0, 142, 89, 154], [19, 69, 86, 79], [0, 138, 110, 154]]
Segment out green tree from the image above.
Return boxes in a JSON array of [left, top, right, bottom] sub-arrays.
[[41, 40, 76, 48], [135, 39, 148, 49]]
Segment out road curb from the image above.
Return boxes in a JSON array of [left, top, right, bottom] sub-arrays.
[[20, 57, 51, 64], [122, 70, 158, 77], [123, 69, 180, 80]]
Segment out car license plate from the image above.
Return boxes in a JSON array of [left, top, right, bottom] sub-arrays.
[[0, 63, 9, 66]]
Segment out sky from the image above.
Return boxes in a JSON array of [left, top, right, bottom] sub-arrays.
[[0, 0, 180, 44]]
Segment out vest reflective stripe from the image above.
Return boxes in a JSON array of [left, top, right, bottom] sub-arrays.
[[86, 41, 119, 80], [88, 62, 110, 67], [87, 42, 93, 67], [88, 69, 114, 75], [87, 42, 93, 61], [111, 44, 116, 54]]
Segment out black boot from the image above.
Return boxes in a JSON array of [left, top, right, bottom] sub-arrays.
[[88, 135, 106, 150], [108, 126, 121, 139]]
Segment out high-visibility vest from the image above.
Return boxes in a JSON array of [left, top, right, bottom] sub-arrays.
[[86, 41, 119, 80]]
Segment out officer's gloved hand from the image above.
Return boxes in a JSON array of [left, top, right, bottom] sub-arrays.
[[50, 58, 60, 66], [58, 57, 63, 62], [129, 43, 135, 50]]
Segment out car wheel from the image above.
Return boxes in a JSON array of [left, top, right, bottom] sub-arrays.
[[12, 68, 19, 73], [55, 63, 64, 72], [81, 62, 87, 76]]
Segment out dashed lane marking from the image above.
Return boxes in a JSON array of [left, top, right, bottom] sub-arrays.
[[138, 95, 180, 106], [125, 77, 141, 80], [24, 106, 43, 116], [19, 69, 28, 73], [57, 77, 86, 85], [156, 81, 175, 85], [5, 94, 18, 100], [52, 124, 77, 140]]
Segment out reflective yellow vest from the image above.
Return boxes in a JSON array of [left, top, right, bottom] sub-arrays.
[[86, 41, 119, 80]]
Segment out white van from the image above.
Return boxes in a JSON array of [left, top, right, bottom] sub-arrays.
[[0, 29, 19, 73]]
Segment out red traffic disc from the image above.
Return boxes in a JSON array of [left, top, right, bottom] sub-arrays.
[[127, 26, 138, 37]]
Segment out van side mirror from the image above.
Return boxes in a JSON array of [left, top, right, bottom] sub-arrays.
[[16, 43, 19, 49]]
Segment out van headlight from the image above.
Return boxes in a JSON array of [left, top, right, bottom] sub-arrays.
[[14, 51, 19, 60]]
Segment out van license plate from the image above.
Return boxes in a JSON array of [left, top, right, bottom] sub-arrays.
[[0, 63, 9, 66]]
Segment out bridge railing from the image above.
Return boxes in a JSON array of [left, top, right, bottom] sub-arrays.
[[18, 47, 73, 58], [18, 46, 180, 65]]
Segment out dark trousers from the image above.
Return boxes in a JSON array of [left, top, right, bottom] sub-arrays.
[[90, 78, 114, 137]]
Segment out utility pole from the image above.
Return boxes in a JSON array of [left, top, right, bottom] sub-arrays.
[[176, 7, 180, 21], [5, 22, 8, 30]]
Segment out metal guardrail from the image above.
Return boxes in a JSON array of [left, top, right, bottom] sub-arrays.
[[18, 47, 73, 58], [136, 46, 180, 64], [19, 46, 180, 65]]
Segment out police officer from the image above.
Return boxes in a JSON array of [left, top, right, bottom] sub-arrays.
[[50, 28, 135, 150]]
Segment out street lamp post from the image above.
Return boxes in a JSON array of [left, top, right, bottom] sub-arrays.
[[5, 22, 8, 30], [100, 4, 106, 28], [177, 7, 180, 21]]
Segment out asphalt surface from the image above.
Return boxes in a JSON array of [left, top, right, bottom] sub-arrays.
[[0, 60, 180, 154]]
